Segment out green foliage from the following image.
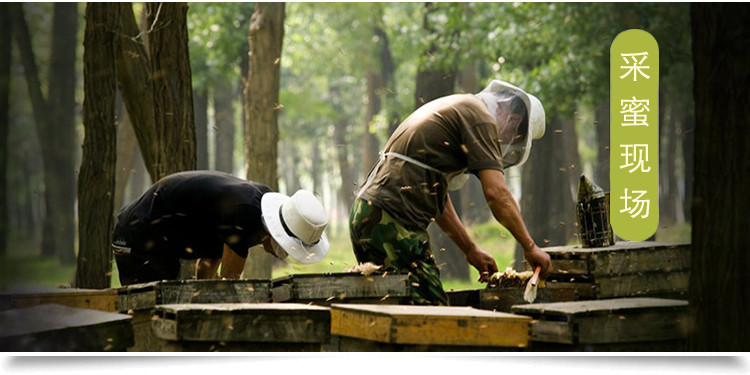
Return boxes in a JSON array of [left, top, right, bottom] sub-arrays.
[[0, 255, 76, 290], [187, 3, 254, 88]]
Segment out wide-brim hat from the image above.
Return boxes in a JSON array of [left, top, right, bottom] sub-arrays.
[[261, 190, 329, 264]]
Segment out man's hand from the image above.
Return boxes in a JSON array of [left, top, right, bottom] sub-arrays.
[[465, 248, 499, 283], [524, 244, 553, 279]]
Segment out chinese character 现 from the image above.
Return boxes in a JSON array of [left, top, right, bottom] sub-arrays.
[[620, 144, 652, 173]]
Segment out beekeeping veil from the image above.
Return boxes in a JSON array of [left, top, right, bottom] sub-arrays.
[[475, 80, 546, 169]]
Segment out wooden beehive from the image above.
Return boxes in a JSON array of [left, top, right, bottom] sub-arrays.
[[479, 283, 592, 312], [115, 279, 272, 351], [0, 304, 134, 351], [151, 303, 330, 352], [544, 241, 690, 299], [271, 272, 410, 305], [330, 304, 531, 351], [0, 287, 119, 312], [511, 297, 689, 351]]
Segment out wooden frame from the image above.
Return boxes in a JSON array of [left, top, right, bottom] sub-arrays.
[[511, 297, 689, 345], [330, 304, 531, 348], [271, 272, 410, 305]]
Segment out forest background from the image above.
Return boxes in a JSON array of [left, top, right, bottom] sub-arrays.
[[0, 3, 694, 291]]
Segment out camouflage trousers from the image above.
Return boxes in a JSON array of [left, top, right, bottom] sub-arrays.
[[349, 198, 448, 306]]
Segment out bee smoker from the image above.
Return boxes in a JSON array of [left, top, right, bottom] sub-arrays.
[[576, 175, 615, 248]]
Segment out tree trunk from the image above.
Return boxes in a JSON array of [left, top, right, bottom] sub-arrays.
[[594, 101, 611, 191], [311, 138, 321, 195], [76, 3, 118, 289], [362, 72, 382, 178], [10, 3, 56, 258], [515, 117, 578, 269], [194, 88, 209, 170], [0, 3, 10, 257], [113, 3, 158, 182], [11, 3, 78, 263], [146, 2, 196, 180], [214, 78, 235, 173], [243, 2, 284, 279], [688, 3, 750, 351], [48, 3, 79, 264], [414, 3, 465, 281], [682, 114, 694, 223], [282, 139, 300, 195], [457, 61, 491, 225], [659, 93, 678, 227], [334, 116, 354, 224]]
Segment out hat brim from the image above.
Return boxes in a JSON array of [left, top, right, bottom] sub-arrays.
[[261, 192, 329, 264]]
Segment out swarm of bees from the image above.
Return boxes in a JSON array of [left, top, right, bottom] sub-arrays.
[[486, 267, 545, 289]]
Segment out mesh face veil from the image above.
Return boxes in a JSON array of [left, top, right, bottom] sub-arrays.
[[477, 91, 529, 169], [476, 80, 545, 169]]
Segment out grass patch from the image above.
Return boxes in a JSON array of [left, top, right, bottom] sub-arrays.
[[0, 255, 77, 290], [655, 222, 691, 243]]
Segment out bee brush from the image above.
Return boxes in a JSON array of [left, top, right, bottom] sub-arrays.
[[523, 266, 542, 303]]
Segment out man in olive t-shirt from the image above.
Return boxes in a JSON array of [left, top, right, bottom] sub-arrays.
[[350, 80, 553, 305]]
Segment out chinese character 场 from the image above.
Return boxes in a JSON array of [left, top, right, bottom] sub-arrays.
[[619, 52, 651, 81], [620, 97, 650, 126], [620, 144, 652, 173], [619, 188, 650, 218]]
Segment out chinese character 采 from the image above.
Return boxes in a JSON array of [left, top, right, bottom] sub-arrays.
[[620, 97, 650, 126], [619, 188, 650, 219], [620, 144, 652, 173], [619, 52, 651, 81]]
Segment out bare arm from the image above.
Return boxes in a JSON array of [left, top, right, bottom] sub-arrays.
[[219, 244, 246, 279], [435, 194, 499, 282], [477, 168, 553, 278], [196, 257, 220, 280]]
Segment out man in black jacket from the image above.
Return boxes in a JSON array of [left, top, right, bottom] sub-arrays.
[[112, 171, 329, 285]]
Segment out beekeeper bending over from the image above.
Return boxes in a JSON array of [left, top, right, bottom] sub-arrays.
[[350, 80, 552, 305], [112, 170, 329, 285]]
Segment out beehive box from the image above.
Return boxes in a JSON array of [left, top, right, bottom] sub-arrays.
[[151, 303, 330, 352], [116, 279, 272, 351], [0, 304, 134, 351], [447, 283, 591, 313], [117, 279, 272, 309], [511, 298, 688, 351], [545, 242, 690, 300], [0, 287, 119, 312], [479, 282, 592, 312], [271, 272, 410, 305], [329, 304, 531, 351]]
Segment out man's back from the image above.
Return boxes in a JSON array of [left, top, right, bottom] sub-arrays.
[[360, 94, 504, 230], [115, 171, 271, 259]]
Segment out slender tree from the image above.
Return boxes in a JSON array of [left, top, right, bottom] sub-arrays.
[[243, 2, 285, 278], [194, 88, 209, 170], [518, 117, 579, 249], [412, 3, 469, 282], [0, 3, 10, 257], [146, 2, 197, 179], [214, 77, 235, 173], [113, 3, 158, 182], [10, 3, 78, 264], [688, 3, 750, 351], [76, 3, 118, 288]]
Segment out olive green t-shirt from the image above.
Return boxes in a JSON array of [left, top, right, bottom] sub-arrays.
[[359, 94, 504, 231]]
